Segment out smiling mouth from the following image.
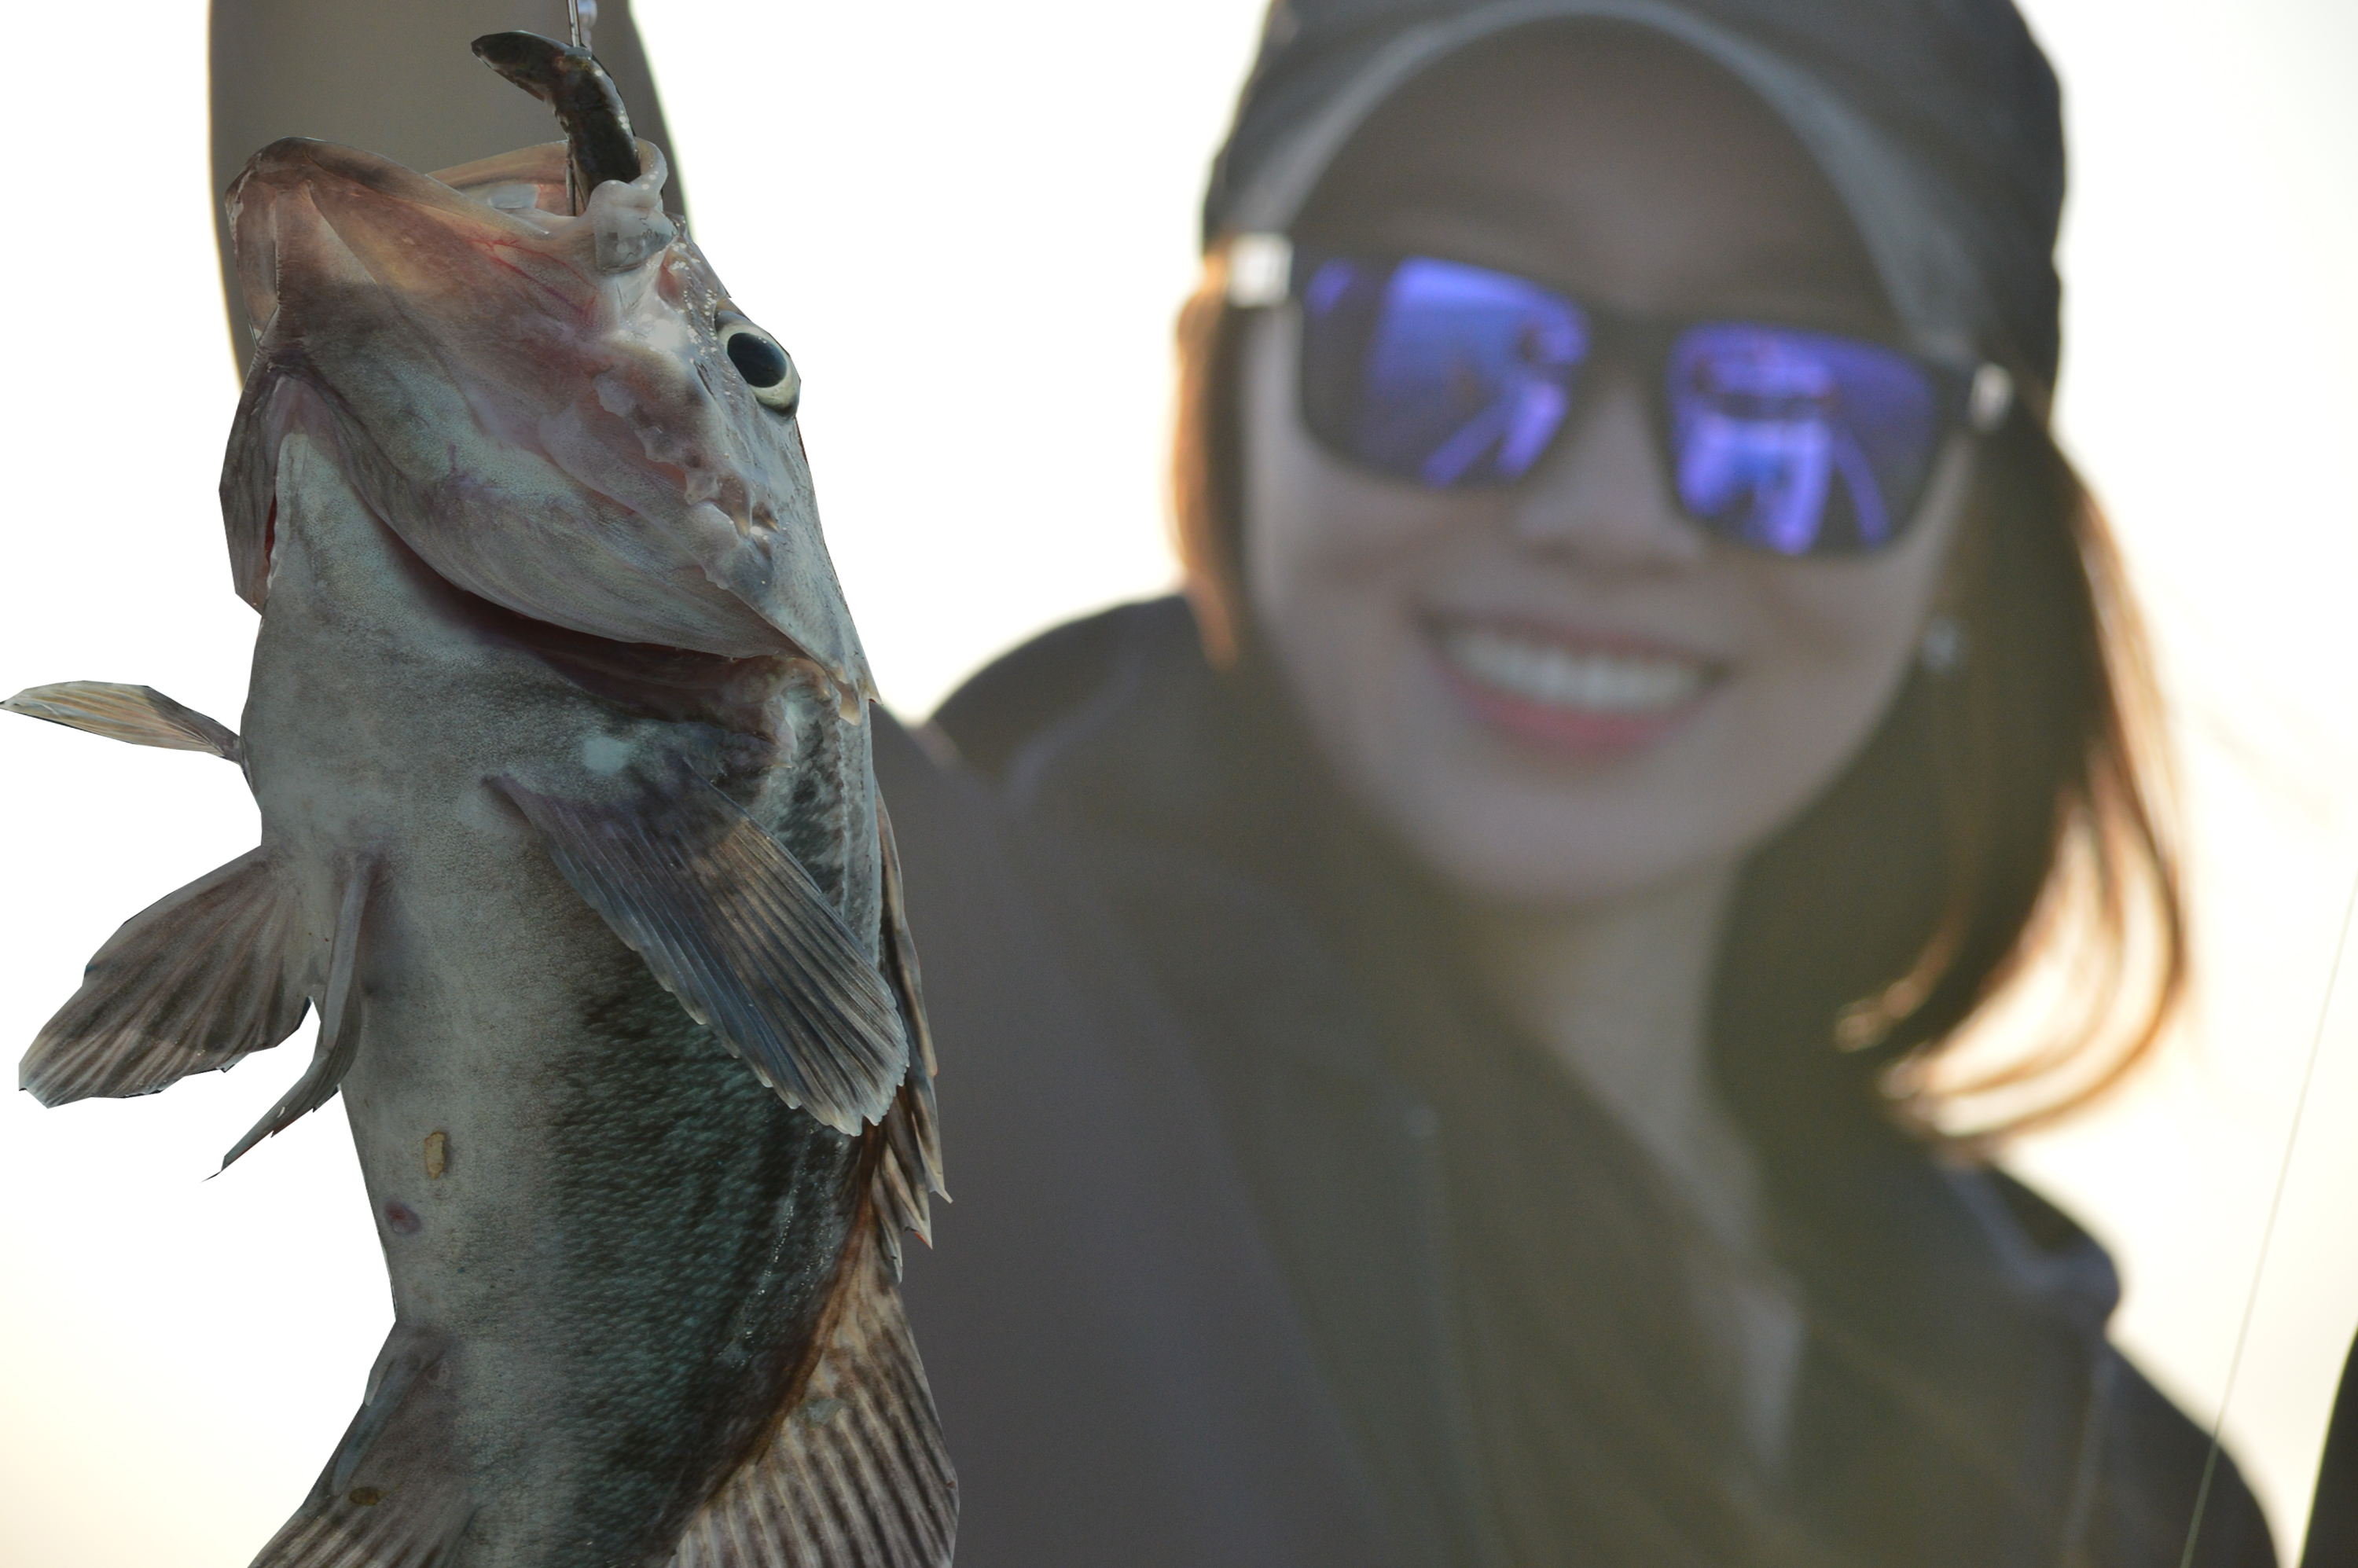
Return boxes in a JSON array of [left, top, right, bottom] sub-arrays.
[[1431, 622, 1721, 752]]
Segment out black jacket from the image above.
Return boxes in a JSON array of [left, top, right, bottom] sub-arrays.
[[875, 597, 2275, 1568]]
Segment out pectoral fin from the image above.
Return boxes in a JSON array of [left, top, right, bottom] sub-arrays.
[[222, 860, 374, 1170], [21, 850, 308, 1106], [495, 770, 907, 1136], [4, 681, 241, 762], [669, 1223, 956, 1568]]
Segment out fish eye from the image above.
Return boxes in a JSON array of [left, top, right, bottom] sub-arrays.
[[717, 314, 800, 415]]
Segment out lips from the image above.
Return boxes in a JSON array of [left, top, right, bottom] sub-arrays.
[[1430, 620, 1722, 755]]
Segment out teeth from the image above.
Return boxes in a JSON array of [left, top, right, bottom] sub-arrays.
[[1440, 627, 1707, 714]]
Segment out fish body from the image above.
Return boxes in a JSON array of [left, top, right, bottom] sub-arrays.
[[8, 35, 950, 1568]]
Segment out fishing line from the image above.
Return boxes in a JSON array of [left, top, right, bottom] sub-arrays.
[[2176, 862, 2358, 1568]]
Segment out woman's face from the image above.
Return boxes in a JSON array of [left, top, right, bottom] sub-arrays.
[[1242, 33, 1974, 910]]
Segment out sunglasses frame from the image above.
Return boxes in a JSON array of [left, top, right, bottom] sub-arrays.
[[1227, 233, 2017, 558]]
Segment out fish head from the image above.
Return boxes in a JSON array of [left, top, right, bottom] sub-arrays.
[[222, 132, 869, 688]]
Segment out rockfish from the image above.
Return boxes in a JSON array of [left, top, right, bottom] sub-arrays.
[[6, 31, 952, 1568]]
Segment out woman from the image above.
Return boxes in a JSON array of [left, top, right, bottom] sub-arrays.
[[887, 3, 2275, 1565], [200, 1, 2277, 1563]]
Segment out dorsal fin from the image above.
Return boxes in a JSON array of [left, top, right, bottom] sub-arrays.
[[869, 802, 946, 1274]]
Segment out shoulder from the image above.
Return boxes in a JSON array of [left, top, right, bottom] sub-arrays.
[[931, 596, 1204, 782], [871, 593, 1212, 882], [1947, 1165, 2122, 1331], [1941, 1166, 2278, 1566]]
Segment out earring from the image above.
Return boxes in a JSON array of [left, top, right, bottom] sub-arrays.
[[1920, 615, 1968, 677]]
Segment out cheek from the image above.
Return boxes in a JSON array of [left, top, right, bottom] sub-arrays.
[[1691, 575, 1930, 880], [1242, 463, 1438, 707], [1721, 455, 1968, 778], [1736, 558, 1939, 743], [1240, 316, 1451, 615], [1239, 314, 1490, 767], [1629, 512, 1963, 903]]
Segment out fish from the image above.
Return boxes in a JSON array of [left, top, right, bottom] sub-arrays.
[[4, 31, 953, 1568]]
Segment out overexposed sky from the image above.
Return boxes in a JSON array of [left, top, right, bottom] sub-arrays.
[[0, 1, 2352, 1562]]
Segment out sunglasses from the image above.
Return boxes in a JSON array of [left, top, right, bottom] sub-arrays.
[[1231, 237, 2015, 559]]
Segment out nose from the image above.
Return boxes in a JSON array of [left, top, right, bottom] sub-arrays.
[[1504, 372, 1706, 571]]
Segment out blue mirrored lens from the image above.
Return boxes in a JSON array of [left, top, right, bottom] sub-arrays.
[[1301, 257, 1589, 487], [1667, 324, 1941, 555], [1296, 256, 1950, 556]]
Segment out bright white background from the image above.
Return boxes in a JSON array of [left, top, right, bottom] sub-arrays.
[[0, 2, 2350, 1562]]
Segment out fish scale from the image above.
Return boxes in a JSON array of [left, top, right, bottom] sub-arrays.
[[6, 30, 950, 1568]]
